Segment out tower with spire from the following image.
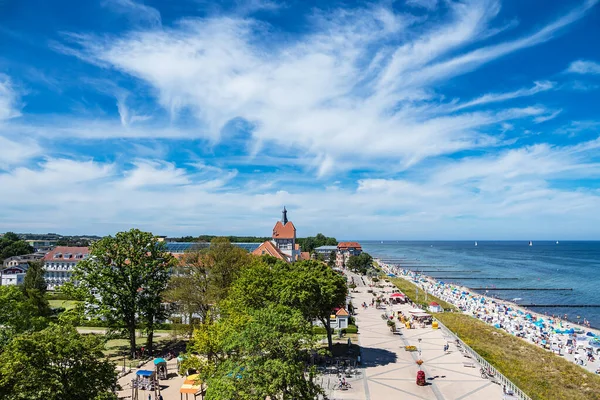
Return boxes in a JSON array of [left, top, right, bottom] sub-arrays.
[[282, 206, 288, 224], [272, 206, 297, 261]]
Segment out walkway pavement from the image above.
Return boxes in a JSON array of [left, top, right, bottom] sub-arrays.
[[330, 273, 505, 400]]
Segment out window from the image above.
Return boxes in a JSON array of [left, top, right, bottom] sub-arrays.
[[65, 253, 72, 259], [54, 253, 62, 259]]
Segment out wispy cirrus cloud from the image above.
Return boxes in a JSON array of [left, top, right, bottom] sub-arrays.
[[102, 0, 162, 27], [0, 74, 21, 120], [567, 59, 600, 75], [51, 0, 596, 176]]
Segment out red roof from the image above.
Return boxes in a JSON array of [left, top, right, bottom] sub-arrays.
[[300, 252, 311, 260], [336, 308, 349, 316], [272, 221, 296, 239], [251, 241, 289, 262], [43, 246, 90, 262], [430, 302, 440, 306], [337, 242, 362, 250]]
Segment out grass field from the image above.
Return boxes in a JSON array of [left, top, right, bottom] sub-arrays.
[[48, 299, 81, 310], [388, 277, 455, 310], [435, 312, 600, 400]]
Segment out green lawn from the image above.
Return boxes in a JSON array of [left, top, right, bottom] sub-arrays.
[[388, 277, 455, 310], [48, 299, 81, 310], [436, 312, 600, 400]]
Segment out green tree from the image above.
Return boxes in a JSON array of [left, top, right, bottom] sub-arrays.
[[278, 260, 347, 353], [0, 286, 48, 346], [346, 252, 373, 273], [22, 261, 50, 317], [0, 324, 117, 400], [185, 305, 323, 400], [202, 237, 251, 304], [72, 229, 175, 357], [328, 251, 336, 267], [0, 238, 34, 260]]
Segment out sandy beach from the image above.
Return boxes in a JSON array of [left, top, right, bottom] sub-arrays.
[[377, 259, 600, 375]]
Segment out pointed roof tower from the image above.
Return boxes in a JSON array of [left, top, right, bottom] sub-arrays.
[[282, 206, 288, 224]]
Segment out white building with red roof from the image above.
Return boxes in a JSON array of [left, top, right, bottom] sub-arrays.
[[336, 241, 363, 268], [252, 207, 307, 262], [43, 246, 90, 290]]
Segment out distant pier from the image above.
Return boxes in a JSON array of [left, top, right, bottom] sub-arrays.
[[434, 277, 520, 280], [418, 270, 482, 273], [471, 287, 573, 291], [521, 304, 600, 308]]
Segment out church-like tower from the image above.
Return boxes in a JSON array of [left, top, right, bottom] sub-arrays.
[[272, 206, 297, 261]]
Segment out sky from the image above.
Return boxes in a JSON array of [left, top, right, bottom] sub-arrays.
[[0, 0, 600, 240]]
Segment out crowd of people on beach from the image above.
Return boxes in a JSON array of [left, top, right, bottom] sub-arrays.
[[379, 261, 600, 374]]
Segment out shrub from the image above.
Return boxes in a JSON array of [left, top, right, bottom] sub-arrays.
[[342, 325, 358, 334], [312, 326, 327, 335]]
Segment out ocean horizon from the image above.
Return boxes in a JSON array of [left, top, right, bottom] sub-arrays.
[[358, 240, 600, 328]]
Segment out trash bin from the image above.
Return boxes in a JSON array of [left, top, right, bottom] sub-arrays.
[[432, 321, 439, 329], [416, 370, 426, 386]]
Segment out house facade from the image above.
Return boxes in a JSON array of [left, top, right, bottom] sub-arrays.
[[42, 246, 90, 290], [336, 242, 363, 268]]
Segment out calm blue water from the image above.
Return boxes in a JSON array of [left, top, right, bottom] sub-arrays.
[[360, 241, 600, 328]]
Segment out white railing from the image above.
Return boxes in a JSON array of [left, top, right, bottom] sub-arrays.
[[435, 318, 532, 400]]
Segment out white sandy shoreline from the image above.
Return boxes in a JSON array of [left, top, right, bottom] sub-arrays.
[[376, 258, 600, 374]]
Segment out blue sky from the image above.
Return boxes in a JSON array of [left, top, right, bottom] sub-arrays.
[[1, 0, 600, 240]]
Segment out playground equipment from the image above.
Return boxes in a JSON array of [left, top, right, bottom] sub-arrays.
[[154, 358, 168, 380], [131, 370, 159, 400], [180, 374, 203, 400]]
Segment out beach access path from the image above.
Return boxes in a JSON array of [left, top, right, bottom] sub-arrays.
[[332, 271, 505, 400]]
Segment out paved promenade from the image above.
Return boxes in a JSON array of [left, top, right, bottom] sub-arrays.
[[332, 273, 504, 400]]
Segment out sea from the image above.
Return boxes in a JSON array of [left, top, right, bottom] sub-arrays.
[[360, 241, 600, 328]]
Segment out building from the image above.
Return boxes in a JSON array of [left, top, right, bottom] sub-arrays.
[[42, 246, 90, 290], [314, 245, 338, 259], [336, 241, 363, 268], [252, 207, 308, 262], [3, 253, 45, 268], [25, 239, 58, 251], [1, 271, 25, 286]]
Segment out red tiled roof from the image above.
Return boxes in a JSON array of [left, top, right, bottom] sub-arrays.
[[336, 308, 349, 316], [272, 221, 296, 239], [252, 241, 289, 262], [300, 251, 310, 260], [337, 242, 362, 250], [43, 246, 90, 262]]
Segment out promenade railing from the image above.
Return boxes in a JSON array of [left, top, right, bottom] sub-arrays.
[[435, 318, 532, 400]]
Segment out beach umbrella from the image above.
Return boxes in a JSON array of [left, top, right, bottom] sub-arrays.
[[153, 358, 167, 365]]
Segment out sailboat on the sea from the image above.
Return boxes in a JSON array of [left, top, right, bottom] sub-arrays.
[[529, 241, 533, 246], [475, 241, 478, 246], [556, 241, 559, 244]]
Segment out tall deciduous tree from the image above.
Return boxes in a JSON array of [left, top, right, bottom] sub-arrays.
[[0, 324, 117, 400], [22, 261, 50, 317], [73, 229, 175, 357], [279, 260, 348, 353]]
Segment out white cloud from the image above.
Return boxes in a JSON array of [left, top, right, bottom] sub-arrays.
[[450, 81, 555, 112], [102, 0, 161, 27], [1, 138, 600, 239], [51, 1, 596, 176], [0, 136, 41, 169], [567, 59, 600, 75], [0, 75, 21, 120]]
